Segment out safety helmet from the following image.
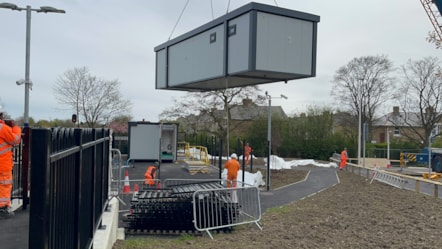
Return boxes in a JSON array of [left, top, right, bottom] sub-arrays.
[[230, 153, 237, 159]]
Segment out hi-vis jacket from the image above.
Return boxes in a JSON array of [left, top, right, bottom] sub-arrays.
[[0, 121, 21, 172]]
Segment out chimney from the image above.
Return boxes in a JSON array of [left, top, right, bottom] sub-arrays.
[[242, 98, 253, 106], [393, 106, 399, 114]]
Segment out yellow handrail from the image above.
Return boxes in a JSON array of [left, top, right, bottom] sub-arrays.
[[186, 145, 210, 166]]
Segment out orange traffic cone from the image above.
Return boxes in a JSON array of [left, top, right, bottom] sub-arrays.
[[123, 170, 131, 194], [134, 183, 139, 195]]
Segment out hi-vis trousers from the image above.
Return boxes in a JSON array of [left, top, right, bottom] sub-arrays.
[[0, 172, 12, 208]]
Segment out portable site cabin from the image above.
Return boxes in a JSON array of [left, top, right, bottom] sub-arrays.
[[128, 122, 178, 162], [154, 2, 320, 91]]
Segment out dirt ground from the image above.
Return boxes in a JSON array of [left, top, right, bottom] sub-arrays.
[[113, 164, 442, 249]]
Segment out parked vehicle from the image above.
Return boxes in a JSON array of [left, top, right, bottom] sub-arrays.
[[404, 147, 442, 173]]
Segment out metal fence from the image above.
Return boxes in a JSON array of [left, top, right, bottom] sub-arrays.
[[11, 127, 30, 209], [124, 178, 262, 238], [192, 182, 262, 239], [163, 179, 261, 238], [330, 157, 442, 198], [29, 128, 111, 249]]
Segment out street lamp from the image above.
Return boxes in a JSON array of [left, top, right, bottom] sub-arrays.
[[0, 3, 65, 127], [387, 127, 390, 163], [357, 78, 366, 166], [264, 91, 287, 191], [358, 100, 362, 165]]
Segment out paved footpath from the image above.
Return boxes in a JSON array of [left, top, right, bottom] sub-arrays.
[[0, 205, 29, 249], [260, 166, 339, 211]]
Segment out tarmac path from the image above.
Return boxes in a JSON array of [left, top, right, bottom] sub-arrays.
[[259, 166, 339, 211]]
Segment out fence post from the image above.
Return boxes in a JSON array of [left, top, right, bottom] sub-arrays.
[[218, 139, 223, 180], [242, 139, 246, 186], [22, 126, 30, 209], [29, 128, 51, 249]]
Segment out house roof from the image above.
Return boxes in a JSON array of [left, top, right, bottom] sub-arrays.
[[178, 101, 287, 124], [375, 111, 422, 127], [228, 105, 287, 120]]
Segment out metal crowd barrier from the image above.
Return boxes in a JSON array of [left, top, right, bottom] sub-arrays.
[[330, 157, 442, 198], [192, 182, 262, 239], [163, 178, 223, 188], [124, 178, 262, 238], [370, 168, 407, 189]]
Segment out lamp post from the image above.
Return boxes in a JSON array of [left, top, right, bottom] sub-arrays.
[[0, 3, 65, 127], [265, 91, 287, 191], [357, 94, 362, 166], [387, 127, 390, 162], [357, 78, 366, 166]]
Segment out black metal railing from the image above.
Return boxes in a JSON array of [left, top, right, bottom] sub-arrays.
[[11, 127, 30, 209], [29, 127, 110, 249]]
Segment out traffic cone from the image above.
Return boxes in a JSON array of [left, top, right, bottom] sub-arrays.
[[123, 170, 131, 194], [134, 183, 139, 195]]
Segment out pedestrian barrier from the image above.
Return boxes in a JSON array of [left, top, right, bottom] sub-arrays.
[[370, 169, 407, 189], [330, 156, 442, 198], [192, 184, 262, 239], [125, 179, 262, 238], [163, 178, 223, 188], [111, 148, 123, 195]]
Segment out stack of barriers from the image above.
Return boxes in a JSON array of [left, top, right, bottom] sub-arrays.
[[124, 179, 262, 239]]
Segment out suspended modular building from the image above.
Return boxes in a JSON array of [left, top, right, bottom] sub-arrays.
[[154, 2, 320, 91]]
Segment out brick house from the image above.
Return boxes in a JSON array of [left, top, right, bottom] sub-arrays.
[[372, 106, 424, 144], [177, 98, 287, 137]]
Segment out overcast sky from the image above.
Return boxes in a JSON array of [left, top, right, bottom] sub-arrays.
[[0, 0, 438, 122]]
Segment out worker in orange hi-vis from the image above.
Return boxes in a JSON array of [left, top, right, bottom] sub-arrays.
[[244, 143, 252, 165], [224, 153, 240, 188], [339, 147, 348, 170], [0, 109, 22, 219], [144, 165, 157, 186]]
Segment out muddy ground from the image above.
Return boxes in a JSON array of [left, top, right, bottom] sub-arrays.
[[113, 165, 442, 249]]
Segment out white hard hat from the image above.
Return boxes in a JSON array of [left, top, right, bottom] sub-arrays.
[[230, 153, 237, 159]]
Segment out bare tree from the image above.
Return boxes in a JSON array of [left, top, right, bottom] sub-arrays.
[[53, 67, 132, 128], [160, 85, 264, 143], [395, 57, 442, 146], [427, 31, 442, 49], [331, 55, 395, 141]]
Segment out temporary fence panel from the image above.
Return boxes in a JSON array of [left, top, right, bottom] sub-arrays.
[[124, 179, 261, 237], [163, 179, 223, 188], [330, 156, 442, 198], [370, 169, 407, 189], [192, 184, 262, 239]]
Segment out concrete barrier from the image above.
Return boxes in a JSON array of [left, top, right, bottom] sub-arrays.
[[349, 158, 388, 168]]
